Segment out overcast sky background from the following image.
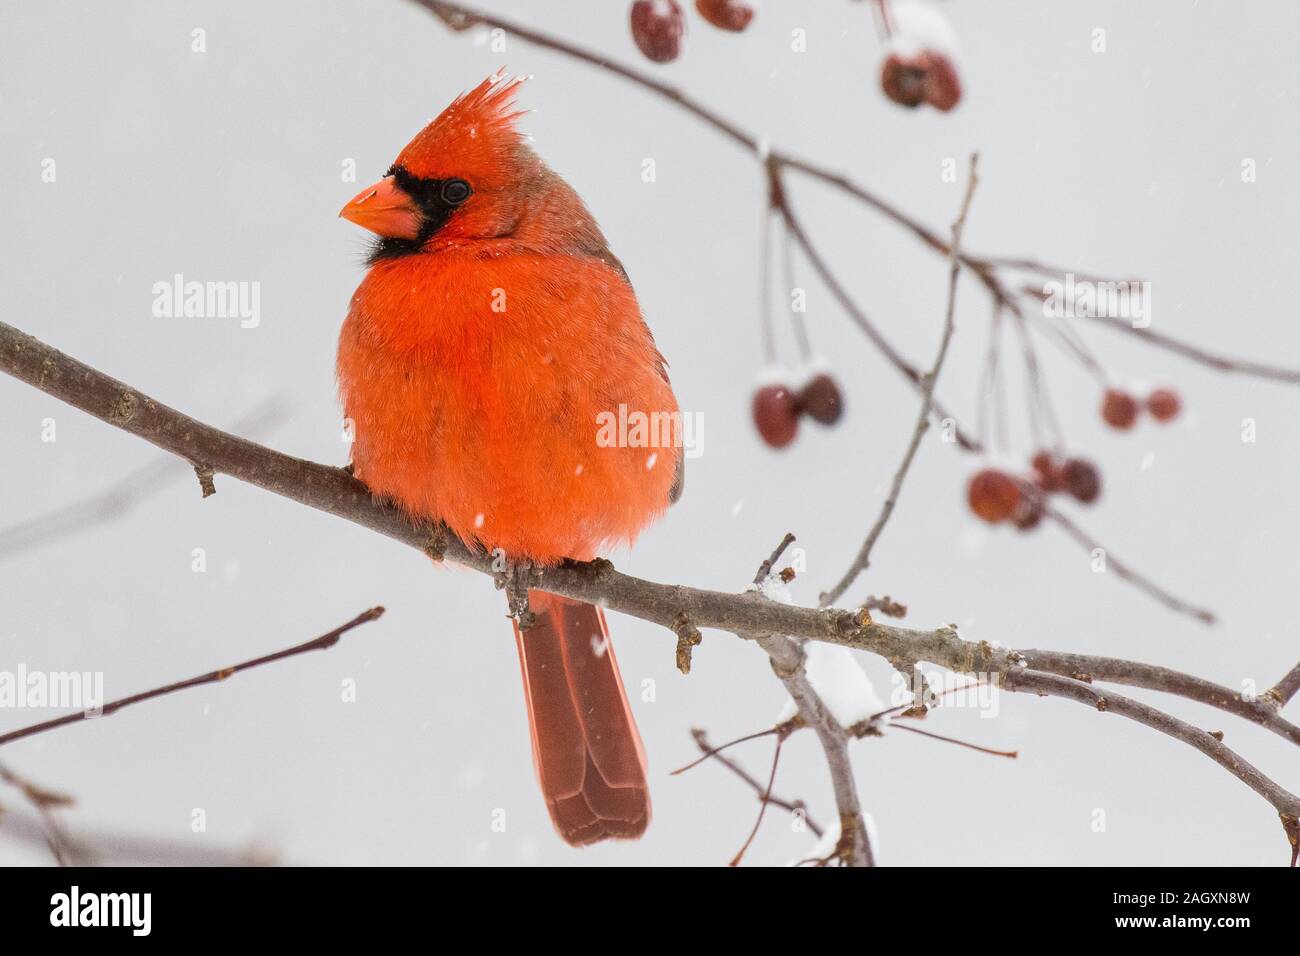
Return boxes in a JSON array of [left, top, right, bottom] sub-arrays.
[[2, 0, 1298, 866]]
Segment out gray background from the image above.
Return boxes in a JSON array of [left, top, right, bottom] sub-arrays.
[[2, 0, 1297, 866]]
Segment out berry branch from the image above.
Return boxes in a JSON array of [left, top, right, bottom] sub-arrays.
[[411, 1, 1300, 630], [770, 157, 1216, 624]]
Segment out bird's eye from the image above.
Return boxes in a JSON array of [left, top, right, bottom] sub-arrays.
[[441, 179, 472, 205]]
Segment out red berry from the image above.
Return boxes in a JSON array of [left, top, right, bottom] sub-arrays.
[[631, 0, 685, 63], [880, 50, 962, 111], [967, 469, 1021, 524], [797, 373, 844, 426], [1030, 451, 1064, 493], [880, 53, 927, 108], [1101, 388, 1139, 430], [1011, 489, 1045, 532], [1061, 458, 1102, 504], [695, 0, 753, 31], [1147, 388, 1182, 423], [921, 52, 962, 111], [752, 384, 799, 449]]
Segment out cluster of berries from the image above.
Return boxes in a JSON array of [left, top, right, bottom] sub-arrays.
[[630, 0, 753, 63], [1100, 386, 1181, 430], [968, 452, 1102, 531], [881, 51, 960, 111], [751, 373, 845, 449], [878, 2, 962, 112], [969, 387, 1181, 528]]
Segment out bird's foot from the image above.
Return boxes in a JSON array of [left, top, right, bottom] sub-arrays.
[[494, 556, 539, 630]]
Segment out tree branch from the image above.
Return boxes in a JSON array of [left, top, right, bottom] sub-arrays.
[[1004, 669, 1300, 835], [1018, 647, 1300, 747]]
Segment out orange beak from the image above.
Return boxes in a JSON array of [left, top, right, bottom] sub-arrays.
[[339, 176, 421, 239]]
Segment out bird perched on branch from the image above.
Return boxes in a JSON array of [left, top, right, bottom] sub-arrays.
[[337, 71, 682, 846]]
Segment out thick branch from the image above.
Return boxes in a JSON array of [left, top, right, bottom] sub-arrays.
[[755, 632, 873, 866]]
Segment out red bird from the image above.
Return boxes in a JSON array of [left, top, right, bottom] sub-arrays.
[[337, 73, 682, 846]]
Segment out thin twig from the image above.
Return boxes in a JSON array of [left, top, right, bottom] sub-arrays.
[[0, 763, 76, 866], [672, 726, 783, 775], [729, 735, 784, 867], [0, 607, 385, 749], [820, 154, 980, 607], [1267, 661, 1300, 711], [752, 531, 796, 587], [883, 721, 1019, 759], [689, 728, 823, 838], [1041, 503, 1215, 624]]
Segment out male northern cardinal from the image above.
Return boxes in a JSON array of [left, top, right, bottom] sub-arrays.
[[337, 73, 682, 846]]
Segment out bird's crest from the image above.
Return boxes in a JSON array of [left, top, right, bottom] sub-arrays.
[[395, 70, 530, 184]]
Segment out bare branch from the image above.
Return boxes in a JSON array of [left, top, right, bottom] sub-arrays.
[[881, 722, 1019, 759], [1267, 661, 1300, 712], [1039, 503, 1215, 625], [728, 734, 783, 867], [1004, 669, 1300, 823], [752, 531, 796, 587], [0, 606, 385, 749], [755, 630, 874, 866], [820, 153, 979, 607], [1019, 647, 1300, 747], [0, 763, 76, 865], [689, 727, 823, 839]]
